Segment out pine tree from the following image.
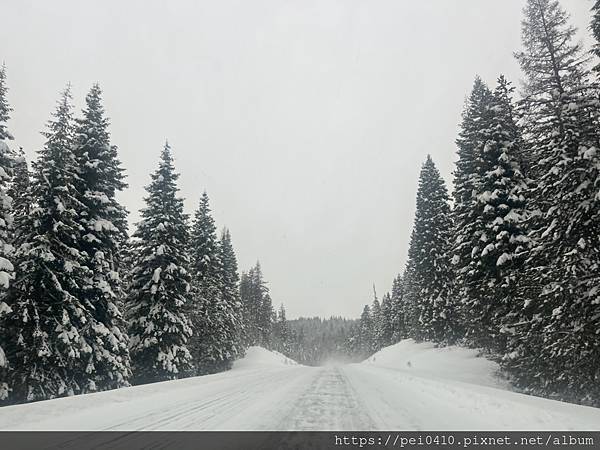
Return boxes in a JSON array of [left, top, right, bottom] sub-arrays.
[[508, 0, 600, 404], [452, 76, 530, 353], [406, 155, 455, 344], [219, 228, 244, 359], [451, 78, 494, 345], [240, 262, 273, 347], [371, 291, 382, 351], [357, 305, 373, 357], [188, 192, 237, 374], [400, 263, 420, 340], [379, 293, 394, 348], [257, 279, 275, 348], [239, 270, 254, 346], [126, 142, 193, 384], [72, 84, 130, 391], [2, 87, 93, 402], [389, 274, 407, 343], [0, 63, 14, 402], [272, 304, 291, 354]]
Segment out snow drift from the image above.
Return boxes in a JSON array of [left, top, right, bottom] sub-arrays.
[[233, 346, 298, 369], [363, 339, 506, 388]]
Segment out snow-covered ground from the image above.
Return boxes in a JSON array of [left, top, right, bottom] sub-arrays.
[[0, 342, 599, 431], [363, 339, 507, 388]]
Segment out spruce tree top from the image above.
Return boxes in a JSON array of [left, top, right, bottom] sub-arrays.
[[454, 77, 493, 207], [220, 227, 240, 288], [517, 0, 587, 97], [33, 85, 81, 230], [75, 84, 127, 193], [137, 141, 189, 255], [74, 84, 128, 239], [516, 0, 589, 142], [190, 191, 221, 282], [0, 64, 12, 141], [409, 155, 452, 274]]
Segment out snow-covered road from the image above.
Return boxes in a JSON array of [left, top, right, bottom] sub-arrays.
[[1, 345, 599, 431]]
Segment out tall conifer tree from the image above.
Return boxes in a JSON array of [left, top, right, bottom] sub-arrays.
[[240, 262, 273, 347], [188, 192, 237, 374], [389, 274, 407, 343], [451, 79, 494, 336], [219, 228, 244, 359], [3, 87, 91, 402], [126, 142, 193, 384], [72, 84, 130, 390], [406, 156, 455, 344], [509, 0, 600, 404], [452, 76, 530, 353]]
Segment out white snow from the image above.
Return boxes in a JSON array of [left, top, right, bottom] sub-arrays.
[[92, 219, 115, 232], [0, 271, 11, 288], [233, 346, 298, 369], [496, 252, 512, 266], [363, 339, 504, 388], [0, 343, 599, 431], [0, 347, 7, 368]]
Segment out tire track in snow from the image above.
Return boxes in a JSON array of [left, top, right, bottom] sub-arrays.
[[277, 366, 376, 430], [103, 368, 304, 431]]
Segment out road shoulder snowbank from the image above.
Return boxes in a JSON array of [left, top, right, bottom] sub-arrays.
[[233, 346, 298, 370], [362, 339, 506, 388]]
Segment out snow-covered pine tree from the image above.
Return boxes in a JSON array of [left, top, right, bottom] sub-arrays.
[[72, 84, 130, 391], [240, 262, 273, 347], [406, 155, 455, 344], [126, 142, 193, 384], [451, 77, 494, 344], [219, 227, 244, 359], [272, 304, 291, 354], [239, 270, 253, 346], [357, 304, 374, 357], [188, 192, 237, 374], [400, 262, 421, 340], [257, 274, 275, 348], [389, 274, 407, 343], [453, 76, 530, 354], [0, 63, 14, 402], [509, 0, 600, 404], [7, 148, 31, 249], [370, 292, 382, 351], [2, 87, 93, 402], [378, 293, 394, 348]]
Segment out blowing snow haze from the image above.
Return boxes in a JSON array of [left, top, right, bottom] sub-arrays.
[[0, 0, 593, 318]]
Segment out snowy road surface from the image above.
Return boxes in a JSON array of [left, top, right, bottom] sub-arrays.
[[1, 345, 599, 430]]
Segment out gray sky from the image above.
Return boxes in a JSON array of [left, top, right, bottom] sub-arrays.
[[0, 0, 594, 319]]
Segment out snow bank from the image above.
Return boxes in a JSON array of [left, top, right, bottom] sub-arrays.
[[233, 346, 298, 370], [0, 347, 303, 431], [363, 339, 506, 389]]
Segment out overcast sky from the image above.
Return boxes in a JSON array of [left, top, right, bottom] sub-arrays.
[[0, 0, 594, 319]]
